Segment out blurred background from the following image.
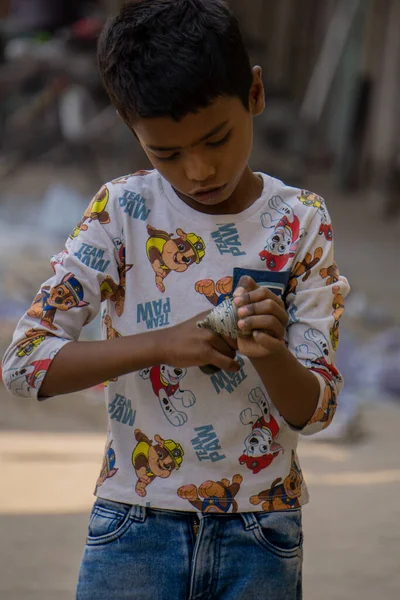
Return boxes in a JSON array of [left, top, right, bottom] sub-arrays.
[[0, 0, 399, 598]]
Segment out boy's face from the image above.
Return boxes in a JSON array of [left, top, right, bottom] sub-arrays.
[[133, 67, 264, 213]]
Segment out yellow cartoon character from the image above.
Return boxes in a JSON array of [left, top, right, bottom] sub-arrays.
[[70, 185, 111, 240], [195, 276, 233, 306], [132, 429, 184, 497], [298, 190, 333, 241], [16, 328, 54, 358], [297, 191, 323, 209], [249, 451, 303, 511], [146, 225, 205, 293]]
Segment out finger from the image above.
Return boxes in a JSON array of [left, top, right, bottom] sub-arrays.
[[234, 285, 285, 309], [238, 315, 286, 339], [252, 330, 286, 351], [237, 298, 289, 327], [233, 276, 258, 297], [209, 350, 240, 373]]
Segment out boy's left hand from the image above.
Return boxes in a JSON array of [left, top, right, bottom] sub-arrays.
[[232, 276, 289, 359]]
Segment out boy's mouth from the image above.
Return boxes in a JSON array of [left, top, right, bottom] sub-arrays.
[[191, 184, 227, 202]]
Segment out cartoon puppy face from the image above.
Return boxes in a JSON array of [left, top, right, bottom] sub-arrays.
[[243, 427, 273, 457], [284, 461, 302, 498], [148, 444, 177, 477], [264, 226, 294, 256], [161, 238, 197, 271], [160, 365, 187, 385], [47, 274, 89, 311]]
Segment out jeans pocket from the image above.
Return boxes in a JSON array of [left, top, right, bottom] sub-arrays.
[[86, 498, 133, 546], [252, 509, 303, 558]]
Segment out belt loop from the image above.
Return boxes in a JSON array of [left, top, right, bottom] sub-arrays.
[[240, 512, 259, 531], [130, 503, 147, 522]]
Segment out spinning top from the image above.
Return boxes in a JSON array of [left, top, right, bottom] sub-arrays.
[[197, 297, 240, 340]]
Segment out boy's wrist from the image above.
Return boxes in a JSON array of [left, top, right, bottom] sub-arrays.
[[139, 329, 169, 367]]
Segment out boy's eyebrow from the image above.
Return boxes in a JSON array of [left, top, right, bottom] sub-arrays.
[[147, 121, 230, 152]]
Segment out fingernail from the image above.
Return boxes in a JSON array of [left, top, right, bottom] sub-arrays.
[[238, 307, 247, 317], [233, 287, 245, 297], [238, 319, 245, 329]]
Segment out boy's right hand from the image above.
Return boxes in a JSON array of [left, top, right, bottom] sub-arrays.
[[157, 312, 240, 372]]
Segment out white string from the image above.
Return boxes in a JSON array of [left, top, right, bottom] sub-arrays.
[[197, 297, 238, 339]]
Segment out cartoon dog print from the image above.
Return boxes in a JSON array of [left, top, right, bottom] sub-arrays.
[[102, 314, 122, 386], [100, 236, 133, 317], [239, 387, 283, 474], [195, 276, 233, 306], [249, 451, 303, 511], [139, 365, 196, 426], [69, 185, 111, 240], [308, 382, 337, 428], [330, 285, 345, 351], [95, 441, 118, 493], [16, 328, 55, 358], [146, 225, 206, 293], [260, 196, 305, 271], [320, 262, 340, 286], [286, 247, 323, 296], [4, 358, 52, 398], [27, 273, 89, 330], [132, 429, 184, 497], [295, 328, 341, 383], [178, 474, 243, 514], [297, 191, 333, 241]]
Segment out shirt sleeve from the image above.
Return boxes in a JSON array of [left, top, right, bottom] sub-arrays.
[[1, 184, 121, 400], [284, 201, 350, 436]]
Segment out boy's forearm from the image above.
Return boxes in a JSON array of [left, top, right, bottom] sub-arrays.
[[251, 346, 320, 429], [39, 332, 165, 398]]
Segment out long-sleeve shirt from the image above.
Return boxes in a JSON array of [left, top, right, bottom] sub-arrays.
[[2, 170, 350, 514]]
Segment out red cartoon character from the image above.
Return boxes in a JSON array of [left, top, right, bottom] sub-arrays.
[[139, 365, 196, 427], [239, 387, 283, 474], [260, 196, 304, 271]]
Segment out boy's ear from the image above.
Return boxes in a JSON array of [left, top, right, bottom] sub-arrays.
[[249, 66, 265, 116]]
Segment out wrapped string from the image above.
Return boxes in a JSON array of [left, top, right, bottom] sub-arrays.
[[197, 297, 239, 339]]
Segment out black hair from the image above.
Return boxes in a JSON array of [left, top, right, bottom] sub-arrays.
[[97, 0, 253, 123]]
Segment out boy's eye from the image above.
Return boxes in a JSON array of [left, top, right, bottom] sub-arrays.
[[207, 132, 231, 147], [155, 152, 181, 162]]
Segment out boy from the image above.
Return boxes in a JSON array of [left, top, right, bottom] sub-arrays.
[[2, 1, 350, 598]]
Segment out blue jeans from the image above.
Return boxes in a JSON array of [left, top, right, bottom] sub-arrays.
[[76, 498, 303, 600]]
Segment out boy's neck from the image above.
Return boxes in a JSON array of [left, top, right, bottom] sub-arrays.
[[173, 167, 264, 216]]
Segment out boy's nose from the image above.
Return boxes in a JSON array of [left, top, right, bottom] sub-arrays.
[[184, 154, 216, 182]]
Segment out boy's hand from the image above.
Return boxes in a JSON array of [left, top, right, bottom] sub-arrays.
[[233, 276, 289, 359], [159, 313, 240, 372]]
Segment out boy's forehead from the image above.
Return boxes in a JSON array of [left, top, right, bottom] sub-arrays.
[[133, 96, 243, 150]]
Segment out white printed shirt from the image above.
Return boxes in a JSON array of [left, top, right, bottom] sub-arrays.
[[2, 170, 350, 514]]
